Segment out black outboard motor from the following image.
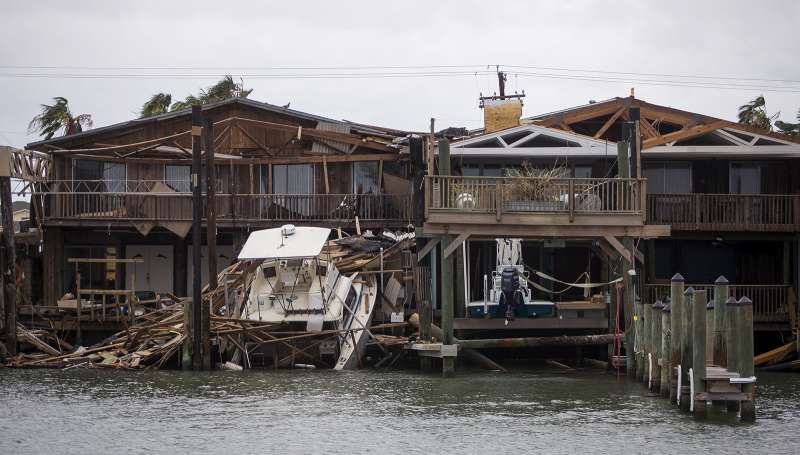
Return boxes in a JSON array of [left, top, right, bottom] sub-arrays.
[[500, 266, 523, 322]]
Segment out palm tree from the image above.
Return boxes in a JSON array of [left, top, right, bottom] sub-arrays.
[[199, 75, 253, 103], [28, 97, 93, 139], [169, 94, 202, 112], [775, 108, 800, 137], [737, 95, 778, 130], [140, 93, 172, 118]]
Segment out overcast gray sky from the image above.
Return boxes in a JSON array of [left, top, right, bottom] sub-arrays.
[[1, 0, 799, 147]]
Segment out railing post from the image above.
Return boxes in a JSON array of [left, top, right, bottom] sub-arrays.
[[495, 179, 502, 221], [568, 178, 575, 222], [694, 193, 700, 230]]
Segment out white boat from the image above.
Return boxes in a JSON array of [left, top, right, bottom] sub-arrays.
[[238, 224, 377, 368]]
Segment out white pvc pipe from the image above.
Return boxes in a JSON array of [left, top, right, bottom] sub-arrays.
[[483, 274, 488, 316], [677, 365, 682, 406], [648, 353, 653, 390], [689, 367, 695, 412]]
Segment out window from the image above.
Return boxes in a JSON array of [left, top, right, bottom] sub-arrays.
[[643, 162, 691, 194], [74, 159, 126, 192], [730, 162, 761, 194], [165, 164, 191, 192], [573, 165, 592, 178], [353, 161, 380, 194], [272, 164, 315, 215], [273, 164, 315, 194]]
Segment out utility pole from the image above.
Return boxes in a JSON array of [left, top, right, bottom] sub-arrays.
[[0, 148, 15, 356], [497, 67, 506, 97]]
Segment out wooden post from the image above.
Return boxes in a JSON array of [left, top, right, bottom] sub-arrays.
[[669, 274, 684, 404], [712, 276, 729, 367], [660, 299, 671, 398], [440, 234, 455, 378], [0, 153, 16, 355], [174, 236, 188, 297], [651, 299, 664, 392], [190, 105, 206, 371], [724, 295, 741, 413], [75, 269, 82, 345], [691, 289, 707, 418], [679, 286, 694, 412], [637, 296, 647, 382], [737, 296, 756, 422], [204, 117, 218, 291], [616, 140, 636, 377]]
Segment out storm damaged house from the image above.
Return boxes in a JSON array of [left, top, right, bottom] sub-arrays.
[[24, 98, 412, 305]]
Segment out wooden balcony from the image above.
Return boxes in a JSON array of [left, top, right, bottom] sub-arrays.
[[647, 193, 800, 232], [645, 283, 795, 324], [423, 175, 667, 237], [37, 180, 411, 227]]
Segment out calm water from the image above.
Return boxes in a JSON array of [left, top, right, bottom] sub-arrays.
[[1, 367, 799, 454]]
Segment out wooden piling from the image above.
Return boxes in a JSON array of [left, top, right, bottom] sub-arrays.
[[636, 296, 646, 382], [440, 234, 455, 378], [679, 286, 694, 412], [724, 296, 740, 413], [691, 289, 707, 418], [190, 105, 207, 370], [203, 117, 218, 291], [660, 299, 671, 398], [650, 300, 664, 392], [0, 152, 17, 356], [669, 274, 684, 403], [737, 296, 756, 422], [712, 276, 729, 367]]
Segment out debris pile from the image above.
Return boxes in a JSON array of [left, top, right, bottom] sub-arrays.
[[2, 233, 413, 370]]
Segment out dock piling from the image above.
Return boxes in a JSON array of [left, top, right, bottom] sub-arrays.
[[659, 299, 671, 398], [679, 286, 694, 412], [724, 296, 740, 413], [712, 276, 729, 367], [737, 296, 756, 422], [651, 300, 664, 392], [669, 274, 684, 404], [691, 289, 707, 418]]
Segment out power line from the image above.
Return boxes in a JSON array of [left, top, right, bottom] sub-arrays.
[[1, 62, 798, 85]]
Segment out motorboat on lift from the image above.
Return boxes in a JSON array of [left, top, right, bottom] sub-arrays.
[[237, 224, 377, 369], [467, 238, 555, 320]]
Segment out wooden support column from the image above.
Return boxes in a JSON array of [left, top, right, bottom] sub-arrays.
[[204, 117, 218, 291], [712, 276, 729, 367], [691, 289, 708, 418], [737, 297, 756, 422], [660, 300, 672, 398], [189, 105, 209, 370], [440, 234, 455, 378], [174, 235, 188, 298], [616, 140, 636, 377], [0, 156, 16, 355], [679, 286, 695, 412], [669, 274, 684, 404]]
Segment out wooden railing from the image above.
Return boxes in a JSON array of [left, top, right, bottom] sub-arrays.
[[647, 193, 800, 232], [41, 192, 411, 224], [645, 284, 792, 323], [426, 175, 646, 219]]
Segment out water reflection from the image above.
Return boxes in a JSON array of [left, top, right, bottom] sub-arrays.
[[1, 368, 799, 454]]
